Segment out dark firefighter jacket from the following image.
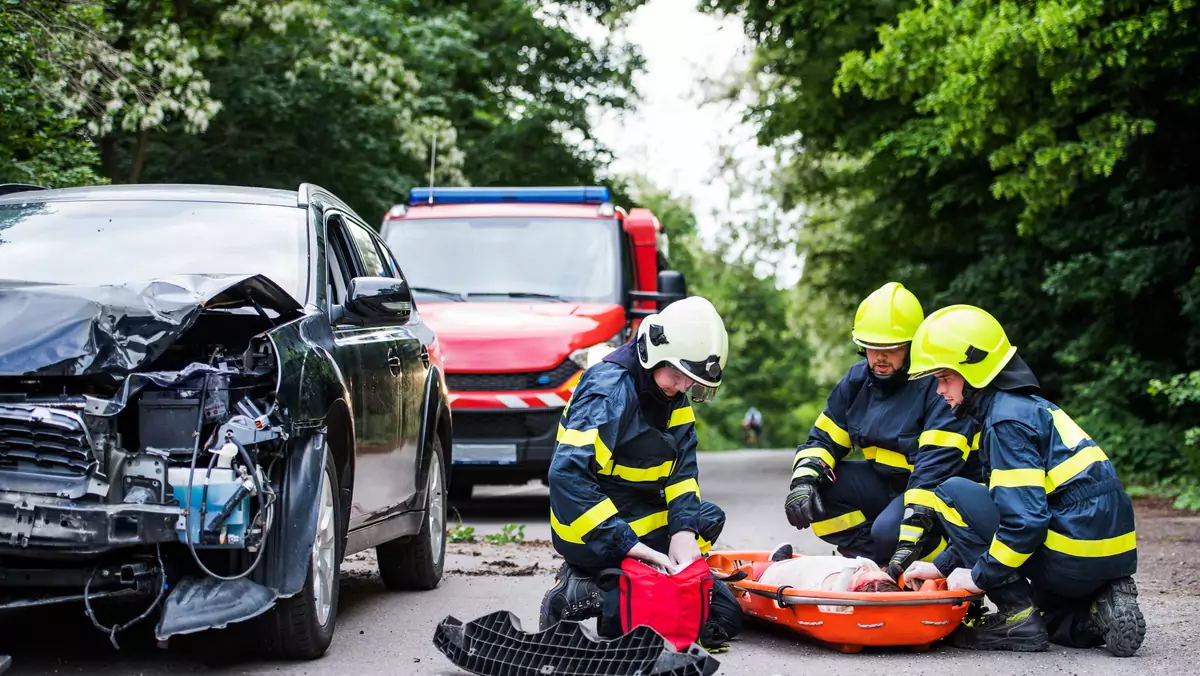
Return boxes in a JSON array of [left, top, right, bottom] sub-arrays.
[[946, 355, 1138, 590], [547, 343, 706, 569], [792, 360, 984, 537]]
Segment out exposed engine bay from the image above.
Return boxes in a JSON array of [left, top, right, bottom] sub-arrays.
[[0, 274, 306, 647]]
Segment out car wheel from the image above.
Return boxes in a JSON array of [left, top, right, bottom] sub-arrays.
[[258, 445, 342, 659], [376, 435, 447, 590]]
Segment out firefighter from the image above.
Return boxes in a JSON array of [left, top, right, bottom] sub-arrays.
[[538, 296, 740, 652], [901, 304, 1145, 656], [784, 282, 983, 580]]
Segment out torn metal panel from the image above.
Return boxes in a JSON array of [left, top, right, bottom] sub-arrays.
[[0, 273, 302, 378], [434, 610, 721, 676], [155, 575, 278, 640]]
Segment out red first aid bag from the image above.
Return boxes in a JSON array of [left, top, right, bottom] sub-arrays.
[[598, 557, 713, 650]]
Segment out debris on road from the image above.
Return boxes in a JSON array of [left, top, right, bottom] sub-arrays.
[[433, 610, 720, 676]]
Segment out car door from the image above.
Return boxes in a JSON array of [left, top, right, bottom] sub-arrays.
[[343, 216, 420, 511], [373, 229, 429, 503], [326, 213, 405, 528]]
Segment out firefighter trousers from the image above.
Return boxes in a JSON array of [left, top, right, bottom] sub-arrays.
[[807, 460, 905, 564], [572, 501, 741, 641], [932, 477, 1124, 648]]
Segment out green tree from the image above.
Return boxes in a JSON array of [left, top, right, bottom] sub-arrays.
[[709, 0, 1200, 497]]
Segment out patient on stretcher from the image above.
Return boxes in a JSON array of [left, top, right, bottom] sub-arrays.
[[754, 544, 902, 594]]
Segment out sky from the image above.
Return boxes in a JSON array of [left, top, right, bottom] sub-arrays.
[[565, 0, 802, 286]]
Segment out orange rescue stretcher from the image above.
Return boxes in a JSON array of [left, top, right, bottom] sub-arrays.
[[707, 550, 983, 654]]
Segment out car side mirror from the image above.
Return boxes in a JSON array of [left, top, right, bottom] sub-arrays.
[[343, 277, 413, 325], [656, 270, 687, 310]]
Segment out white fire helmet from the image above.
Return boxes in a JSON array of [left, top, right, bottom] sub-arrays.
[[635, 296, 729, 402]]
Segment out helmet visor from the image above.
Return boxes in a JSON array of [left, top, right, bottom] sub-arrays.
[[665, 363, 721, 402], [687, 381, 720, 402]]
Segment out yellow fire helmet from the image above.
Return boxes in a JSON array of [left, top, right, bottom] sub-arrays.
[[908, 304, 1017, 388], [851, 281, 925, 349]]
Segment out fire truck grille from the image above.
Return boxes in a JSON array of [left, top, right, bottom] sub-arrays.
[[452, 411, 562, 440], [446, 361, 580, 392]]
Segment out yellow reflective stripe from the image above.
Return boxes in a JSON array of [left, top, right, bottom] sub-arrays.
[[989, 537, 1033, 568], [549, 498, 619, 544], [814, 413, 851, 449], [1049, 407, 1091, 449], [919, 429, 971, 460], [905, 489, 967, 528], [792, 466, 819, 481], [698, 536, 713, 555], [920, 537, 949, 563], [811, 510, 866, 537], [899, 525, 924, 542], [795, 446, 835, 469], [602, 460, 674, 482], [990, 468, 1048, 490], [669, 406, 695, 427], [1045, 530, 1137, 558], [557, 424, 612, 468], [871, 447, 913, 471], [665, 478, 700, 503], [628, 510, 668, 537], [1046, 446, 1109, 492], [971, 432, 980, 450]]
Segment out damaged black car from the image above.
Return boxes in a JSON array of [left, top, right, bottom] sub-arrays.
[[0, 182, 453, 659]]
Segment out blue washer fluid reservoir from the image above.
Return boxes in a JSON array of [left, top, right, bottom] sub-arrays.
[[168, 467, 250, 548]]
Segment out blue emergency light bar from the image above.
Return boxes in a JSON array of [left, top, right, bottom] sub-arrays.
[[409, 186, 611, 206]]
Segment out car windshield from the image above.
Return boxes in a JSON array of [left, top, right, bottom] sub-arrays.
[[0, 199, 309, 302], [384, 216, 621, 304]]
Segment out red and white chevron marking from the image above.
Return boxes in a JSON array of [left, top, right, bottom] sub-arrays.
[[447, 373, 580, 410]]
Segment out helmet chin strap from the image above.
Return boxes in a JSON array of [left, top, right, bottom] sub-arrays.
[[954, 383, 978, 419]]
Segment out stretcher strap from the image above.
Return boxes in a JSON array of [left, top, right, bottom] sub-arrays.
[[740, 586, 983, 607]]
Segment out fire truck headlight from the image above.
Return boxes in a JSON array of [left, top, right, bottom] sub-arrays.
[[569, 339, 620, 371]]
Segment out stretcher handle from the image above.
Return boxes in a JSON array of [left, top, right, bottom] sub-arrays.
[[743, 586, 984, 608]]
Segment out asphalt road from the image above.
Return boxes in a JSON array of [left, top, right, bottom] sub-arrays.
[[2, 449, 1196, 675]]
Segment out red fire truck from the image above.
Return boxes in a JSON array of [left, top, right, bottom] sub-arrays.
[[379, 186, 687, 499]]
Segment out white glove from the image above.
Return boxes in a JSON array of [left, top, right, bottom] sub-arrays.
[[668, 531, 702, 569], [902, 561, 944, 589], [626, 541, 672, 572], [946, 567, 983, 594]]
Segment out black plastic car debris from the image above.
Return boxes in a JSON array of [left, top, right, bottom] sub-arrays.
[[433, 610, 720, 676]]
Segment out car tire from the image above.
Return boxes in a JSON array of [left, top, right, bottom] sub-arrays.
[[377, 435, 447, 591], [258, 444, 343, 660]]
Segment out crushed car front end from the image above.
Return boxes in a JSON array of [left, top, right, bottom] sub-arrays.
[[0, 275, 300, 633], [0, 187, 330, 649]]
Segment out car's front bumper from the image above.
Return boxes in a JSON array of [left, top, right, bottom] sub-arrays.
[[0, 491, 179, 556]]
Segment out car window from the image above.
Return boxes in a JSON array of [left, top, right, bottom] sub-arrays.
[[346, 221, 387, 278], [374, 234, 405, 281]]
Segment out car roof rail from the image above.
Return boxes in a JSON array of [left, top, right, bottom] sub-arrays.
[[0, 183, 49, 197]]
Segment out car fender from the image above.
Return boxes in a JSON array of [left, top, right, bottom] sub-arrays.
[[258, 431, 328, 597], [259, 315, 353, 596], [415, 365, 450, 499]]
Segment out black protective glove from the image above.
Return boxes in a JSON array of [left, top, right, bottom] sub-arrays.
[[783, 458, 833, 530], [884, 504, 941, 580]]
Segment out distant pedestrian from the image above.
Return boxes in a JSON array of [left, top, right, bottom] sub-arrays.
[[742, 406, 763, 446]]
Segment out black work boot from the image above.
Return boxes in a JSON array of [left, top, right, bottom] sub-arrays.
[[1089, 576, 1146, 657], [699, 619, 731, 653], [950, 582, 1049, 652], [538, 562, 602, 630]]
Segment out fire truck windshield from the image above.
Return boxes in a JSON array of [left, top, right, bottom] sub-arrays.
[[385, 216, 623, 304]]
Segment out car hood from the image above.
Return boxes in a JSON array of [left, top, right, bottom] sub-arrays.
[[0, 274, 303, 378], [418, 302, 625, 372]]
